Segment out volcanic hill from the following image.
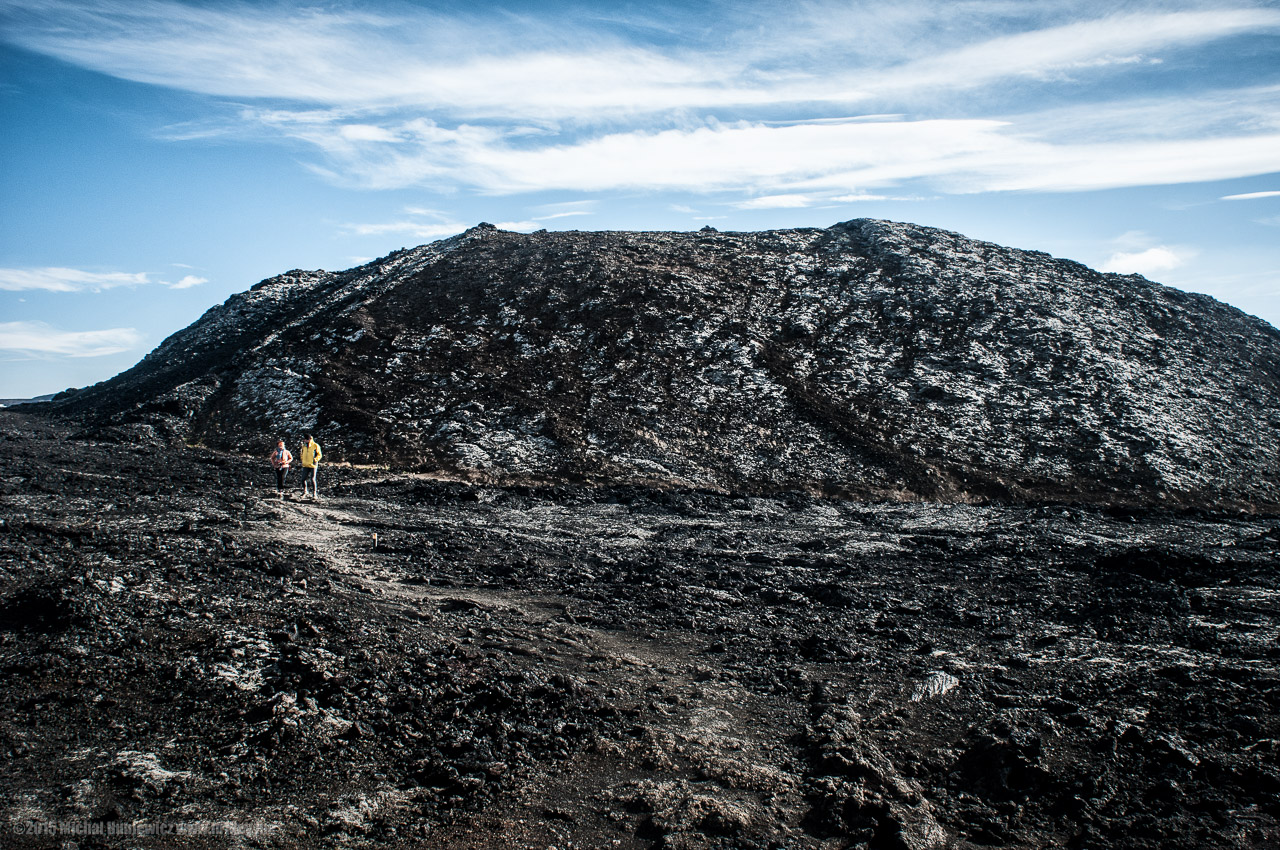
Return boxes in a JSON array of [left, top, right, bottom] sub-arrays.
[[51, 219, 1280, 510]]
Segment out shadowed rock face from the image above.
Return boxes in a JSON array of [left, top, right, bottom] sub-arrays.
[[50, 219, 1280, 509]]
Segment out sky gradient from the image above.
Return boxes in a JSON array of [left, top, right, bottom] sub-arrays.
[[2, 0, 1279, 398]]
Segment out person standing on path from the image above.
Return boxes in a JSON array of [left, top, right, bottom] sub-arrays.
[[299, 434, 322, 499], [270, 439, 292, 498]]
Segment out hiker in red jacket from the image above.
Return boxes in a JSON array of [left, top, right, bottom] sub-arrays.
[[269, 439, 292, 499]]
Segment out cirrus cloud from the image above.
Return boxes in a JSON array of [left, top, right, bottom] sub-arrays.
[[734, 194, 816, 209], [1221, 190, 1280, 200], [0, 267, 206, 292], [0, 321, 142, 357], [4, 2, 1277, 120], [3, 0, 1280, 203], [285, 113, 1280, 197]]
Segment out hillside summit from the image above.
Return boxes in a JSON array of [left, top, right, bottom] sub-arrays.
[[51, 219, 1280, 510]]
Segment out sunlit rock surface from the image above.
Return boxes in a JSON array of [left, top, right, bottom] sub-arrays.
[[51, 220, 1280, 509]]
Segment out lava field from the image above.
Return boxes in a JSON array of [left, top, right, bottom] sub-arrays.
[[2, 409, 1278, 848]]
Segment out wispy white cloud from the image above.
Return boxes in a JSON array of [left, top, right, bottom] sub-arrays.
[[304, 115, 1280, 196], [831, 192, 906, 202], [401, 206, 451, 218], [1111, 230, 1159, 251], [735, 189, 918, 206], [0, 1, 734, 118], [1005, 84, 1280, 144], [339, 124, 401, 143], [0, 321, 141, 357], [6, 2, 1275, 118], [530, 200, 598, 218], [493, 220, 542, 232], [735, 194, 815, 209], [345, 220, 468, 240], [0, 267, 148, 292], [3, 0, 1279, 201], [1222, 190, 1280, 200], [0, 267, 204, 292], [866, 9, 1272, 95], [340, 205, 467, 240], [536, 211, 591, 221], [938, 132, 1280, 193], [1100, 231, 1197, 278], [1102, 246, 1190, 277], [344, 200, 596, 242]]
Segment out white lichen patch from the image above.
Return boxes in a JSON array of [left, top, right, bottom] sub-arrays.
[[910, 671, 960, 702]]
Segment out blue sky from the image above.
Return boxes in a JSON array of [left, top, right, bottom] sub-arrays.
[[2, 0, 1279, 398]]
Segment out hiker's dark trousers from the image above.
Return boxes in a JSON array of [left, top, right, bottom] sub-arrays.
[[301, 465, 317, 492], [275, 467, 289, 491]]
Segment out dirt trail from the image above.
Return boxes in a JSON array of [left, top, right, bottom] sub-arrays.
[[298, 490, 798, 714], [241, 490, 813, 840]]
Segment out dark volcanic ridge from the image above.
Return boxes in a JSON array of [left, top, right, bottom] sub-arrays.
[[49, 219, 1280, 510]]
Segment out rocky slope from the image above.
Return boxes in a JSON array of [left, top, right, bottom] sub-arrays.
[[49, 220, 1280, 510]]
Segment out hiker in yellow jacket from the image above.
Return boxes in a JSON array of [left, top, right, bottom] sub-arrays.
[[299, 435, 323, 499]]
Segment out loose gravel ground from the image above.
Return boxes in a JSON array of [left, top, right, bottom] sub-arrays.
[[2, 410, 1278, 848]]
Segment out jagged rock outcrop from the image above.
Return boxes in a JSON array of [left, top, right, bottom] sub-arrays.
[[50, 220, 1280, 509]]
